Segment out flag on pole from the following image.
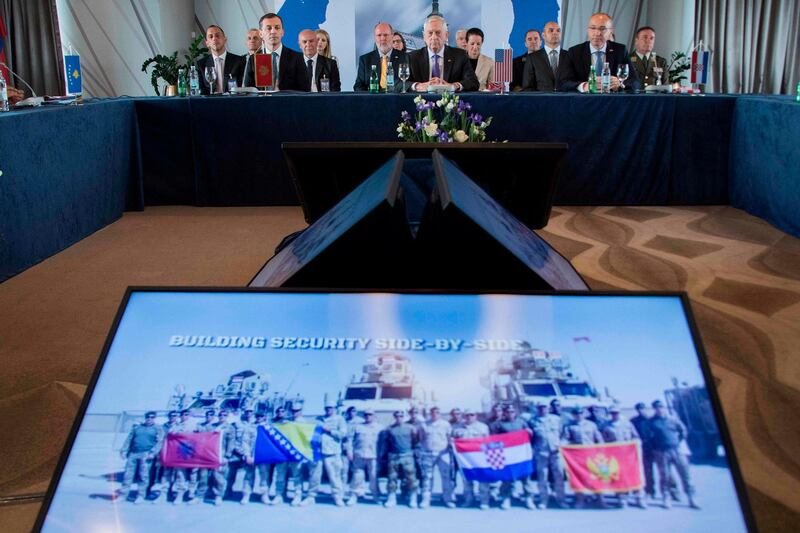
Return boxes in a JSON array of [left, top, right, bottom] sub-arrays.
[[65, 54, 82, 95], [160, 432, 222, 469], [493, 48, 513, 84], [690, 50, 709, 84], [0, 12, 9, 82], [253, 422, 322, 464], [561, 441, 643, 493], [453, 430, 533, 482], [254, 52, 273, 88], [573, 336, 591, 342]]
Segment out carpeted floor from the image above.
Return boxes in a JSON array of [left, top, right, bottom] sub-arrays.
[[0, 205, 798, 532]]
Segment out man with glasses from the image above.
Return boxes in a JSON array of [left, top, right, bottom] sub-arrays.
[[118, 411, 164, 504], [354, 22, 407, 92], [559, 12, 638, 92]]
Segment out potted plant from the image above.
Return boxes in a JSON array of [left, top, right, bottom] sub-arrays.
[[141, 36, 208, 96], [667, 50, 691, 85]]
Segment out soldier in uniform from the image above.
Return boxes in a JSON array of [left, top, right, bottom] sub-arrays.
[[530, 401, 565, 509], [453, 408, 491, 510], [153, 410, 179, 503], [119, 411, 164, 504], [419, 406, 454, 508], [275, 404, 308, 506], [306, 402, 348, 506], [561, 407, 604, 508], [170, 409, 196, 505], [384, 409, 420, 508], [490, 404, 535, 510], [649, 400, 700, 509], [196, 408, 237, 505], [587, 405, 609, 432], [265, 407, 290, 505], [550, 399, 563, 418], [230, 409, 258, 504], [251, 412, 274, 504], [602, 406, 646, 508], [347, 409, 382, 505], [341, 406, 362, 489]]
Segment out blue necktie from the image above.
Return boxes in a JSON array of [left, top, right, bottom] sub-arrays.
[[272, 52, 279, 88], [594, 51, 604, 73], [432, 54, 441, 78]]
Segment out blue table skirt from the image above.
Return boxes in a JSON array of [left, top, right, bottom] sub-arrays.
[[0, 99, 141, 281], [1, 93, 797, 282]]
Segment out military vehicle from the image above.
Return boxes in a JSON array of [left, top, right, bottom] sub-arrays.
[[167, 370, 299, 417], [664, 379, 722, 461], [481, 343, 615, 417], [339, 353, 430, 423]]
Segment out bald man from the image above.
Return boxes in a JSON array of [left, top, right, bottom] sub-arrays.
[[522, 22, 570, 92], [354, 22, 407, 91], [559, 12, 639, 92], [298, 29, 341, 91]]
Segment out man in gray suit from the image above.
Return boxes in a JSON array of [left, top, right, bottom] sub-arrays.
[[522, 21, 569, 91]]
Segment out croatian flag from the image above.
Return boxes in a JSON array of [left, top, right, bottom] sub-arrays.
[[454, 430, 533, 482], [161, 432, 221, 469], [690, 50, 709, 84], [493, 48, 513, 84]]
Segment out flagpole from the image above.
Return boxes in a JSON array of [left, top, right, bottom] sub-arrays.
[[572, 338, 597, 395]]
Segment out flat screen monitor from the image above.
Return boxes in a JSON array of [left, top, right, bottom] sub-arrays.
[[283, 142, 567, 229], [36, 289, 753, 532]]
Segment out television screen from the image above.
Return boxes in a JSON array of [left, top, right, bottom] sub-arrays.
[[36, 289, 753, 532]]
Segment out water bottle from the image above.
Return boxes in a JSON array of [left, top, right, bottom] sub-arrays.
[[369, 65, 379, 93], [386, 61, 395, 92], [227, 74, 237, 93], [601, 62, 611, 94], [189, 65, 200, 96], [177, 68, 187, 97], [796, 80, 800, 103], [0, 73, 9, 112], [588, 65, 598, 94]]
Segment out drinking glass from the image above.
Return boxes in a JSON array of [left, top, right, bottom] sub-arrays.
[[616, 64, 629, 91], [398, 63, 410, 93], [204, 66, 217, 94], [651, 55, 663, 86], [320, 77, 330, 92]]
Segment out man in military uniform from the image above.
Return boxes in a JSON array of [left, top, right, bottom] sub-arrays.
[[419, 406, 454, 509], [119, 411, 165, 504], [490, 404, 535, 510], [230, 409, 258, 504], [453, 408, 490, 510], [152, 410, 179, 503], [306, 402, 348, 506], [384, 409, 420, 508], [602, 406, 646, 508], [587, 405, 608, 432], [251, 412, 274, 504], [341, 406, 362, 489], [169, 409, 196, 505], [196, 408, 237, 505], [347, 409, 382, 504], [649, 400, 699, 509], [561, 407, 604, 508], [550, 399, 562, 418], [530, 401, 565, 509], [264, 407, 289, 504], [275, 404, 309, 506]]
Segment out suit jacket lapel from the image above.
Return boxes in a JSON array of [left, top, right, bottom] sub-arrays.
[[417, 50, 430, 81], [442, 47, 452, 81]]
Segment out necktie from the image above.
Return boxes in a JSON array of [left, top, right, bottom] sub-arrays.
[[380, 55, 387, 89], [244, 54, 252, 87], [594, 51, 604, 74], [549, 49, 558, 74], [307, 59, 314, 89], [215, 57, 224, 93], [272, 52, 279, 89], [431, 54, 441, 78]]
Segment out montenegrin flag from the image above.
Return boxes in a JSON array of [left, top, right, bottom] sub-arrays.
[[254, 422, 322, 464], [561, 441, 644, 493], [161, 432, 221, 469], [454, 430, 533, 482]]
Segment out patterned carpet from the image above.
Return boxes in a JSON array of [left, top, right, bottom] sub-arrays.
[[0, 205, 798, 531]]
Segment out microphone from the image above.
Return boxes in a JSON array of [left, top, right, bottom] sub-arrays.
[[0, 61, 44, 107]]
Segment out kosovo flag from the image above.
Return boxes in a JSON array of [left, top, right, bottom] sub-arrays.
[[254, 422, 322, 464], [161, 432, 221, 469], [65, 54, 81, 94]]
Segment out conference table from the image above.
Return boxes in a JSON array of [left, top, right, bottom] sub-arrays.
[[1, 92, 798, 281]]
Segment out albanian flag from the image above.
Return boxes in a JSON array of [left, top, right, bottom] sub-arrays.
[[561, 441, 643, 493], [161, 432, 221, 469]]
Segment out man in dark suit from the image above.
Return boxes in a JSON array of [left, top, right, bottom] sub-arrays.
[[406, 15, 478, 92], [630, 26, 667, 87], [353, 22, 407, 92], [250, 12, 307, 91], [511, 29, 541, 91], [558, 12, 639, 92], [522, 21, 569, 91], [298, 29, 341, 91], [195, 25, 243, 95]]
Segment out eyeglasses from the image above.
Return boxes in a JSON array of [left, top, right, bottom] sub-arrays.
[[588, 26, 611, 32]]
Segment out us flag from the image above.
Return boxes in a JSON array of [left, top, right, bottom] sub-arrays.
[[493, 48, 513, 83]]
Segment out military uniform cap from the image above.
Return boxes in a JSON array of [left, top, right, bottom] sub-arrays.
[[609, 406, 621, 413], [463, 408, 475, 415], [145, 411, 157, 418], [570, 406, 583, 414], [534, 401, 548, 408], [168, 410, 178, 417], [364, 408, 375, 415], [180, 409, 190, 415], [205, 409, 216, 416], [652, 400, 664, 408], [634, 402, 646, 410]]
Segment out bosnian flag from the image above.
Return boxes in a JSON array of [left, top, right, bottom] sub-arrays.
[[253, 422, 322, 464], [161, 432, 222, 469], [691, 50, 709, 84], [454, 430, 533, 482]]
